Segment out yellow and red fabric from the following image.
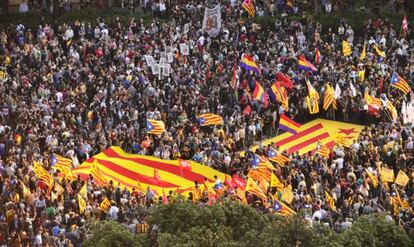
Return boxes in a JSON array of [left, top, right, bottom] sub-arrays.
[[72, 146, 226, 195]]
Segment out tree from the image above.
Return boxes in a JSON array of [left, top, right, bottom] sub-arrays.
[[83, 220, 137, 247], [83, 202, 413, 246], [339, 214, 412, 247]]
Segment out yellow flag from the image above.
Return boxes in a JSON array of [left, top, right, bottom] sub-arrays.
[[54, 183, 65, 195], [245, 177, 267, 201], [281, 185, 294, 204], [235, 188, 248, 205], [360, 45, 366, 60], [395, 170, 409, 187], [358, 70, 365, 82], [203, 181, 216, 196], [270, 173, 284, 190], [325, 191, 336, 211], [380, 167, 394, 183], [342, 41, 352, 56], [78, 194, 86, 214], [21, 181, 30, 200], [365, 169, 378, 188], [373, 45, 386, 57], [79, 184, 87, 200], [100, 197, 111, 213]]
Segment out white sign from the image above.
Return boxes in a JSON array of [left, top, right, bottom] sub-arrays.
[[162, 64, 171, 76], [145, 55, 155, 66], [180, 43, 189, 56], [202, 4, 221, 37], [167, 52, 174, 63], [151, 63, 160, 75]]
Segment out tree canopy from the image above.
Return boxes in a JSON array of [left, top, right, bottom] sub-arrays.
[[83, 201, 413, 247]]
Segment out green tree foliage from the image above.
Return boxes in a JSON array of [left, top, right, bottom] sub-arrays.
[[338, 214, 411, 247], [84, 202, 413, 247], [83, 220, 137, 247]]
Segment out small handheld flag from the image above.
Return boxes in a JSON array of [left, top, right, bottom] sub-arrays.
[[146, 119, 166, 135]]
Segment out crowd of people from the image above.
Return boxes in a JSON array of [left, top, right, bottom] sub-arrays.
[[1, 0, 414, 246]]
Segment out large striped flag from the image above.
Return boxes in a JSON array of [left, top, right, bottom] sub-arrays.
[[240, 54, 260, 75], [245, 177, 267, 201], [178, 159, 192, 175], [315, 142, 330, 158], [278, 114, 301, 135], [390, 72, 410, 94], [298, 55, 317, 72], [146, 119, 166, 135], [154, 169, 162, 184], [342, 41, 352, 56], [242, 0, 255, 18], [273, 198, 295, 216], [71, 146, 227, 196], [323, 84, 337, 110], [91, 160, 107, 185], [198, 113, 224, 126]]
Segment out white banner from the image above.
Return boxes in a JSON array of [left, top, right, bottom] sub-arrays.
[[202, 4, 221, 37]]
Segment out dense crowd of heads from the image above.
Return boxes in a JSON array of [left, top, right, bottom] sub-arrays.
[[1, 1, 414, 246]]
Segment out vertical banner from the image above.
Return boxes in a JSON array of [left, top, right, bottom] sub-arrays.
[[202, 4, 222, 37]]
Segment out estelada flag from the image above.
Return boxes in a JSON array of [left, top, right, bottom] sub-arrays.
[[273, 198, 295, 216]]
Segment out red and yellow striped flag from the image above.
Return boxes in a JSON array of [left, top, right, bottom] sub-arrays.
[[316, 142, 330, 158], [100, 197, 111, 213], [323, 84, 337, 110], [198, 113, 224, 126]]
